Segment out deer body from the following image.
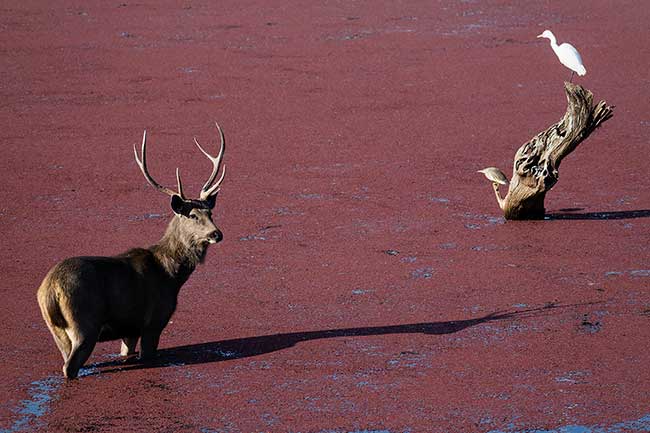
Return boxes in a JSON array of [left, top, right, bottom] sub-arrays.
[[37, 124, 226, 379]]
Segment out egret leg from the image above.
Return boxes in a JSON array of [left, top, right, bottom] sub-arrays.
[[569, 71, 575, 83]]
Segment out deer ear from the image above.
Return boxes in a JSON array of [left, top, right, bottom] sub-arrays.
[[205, 194, 217, 209], [170, 194, 191, 216]]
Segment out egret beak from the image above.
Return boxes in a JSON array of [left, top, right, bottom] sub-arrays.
[[536, 34, 544, 38]]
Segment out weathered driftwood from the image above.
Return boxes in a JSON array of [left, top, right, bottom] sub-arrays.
[[486, 83, 613, 220]]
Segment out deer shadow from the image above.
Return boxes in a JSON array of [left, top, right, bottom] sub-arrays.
[[88, 304, 576, 375], [545, 209, 650, 220]]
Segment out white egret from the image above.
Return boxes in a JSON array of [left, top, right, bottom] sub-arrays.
[[537, 30, 586, 82]]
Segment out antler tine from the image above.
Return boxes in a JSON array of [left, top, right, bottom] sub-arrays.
[[202, 165, 226, 198], [133, 130, 181, 198], [175, 167, 185, 199], [196, 122, 226, 200]]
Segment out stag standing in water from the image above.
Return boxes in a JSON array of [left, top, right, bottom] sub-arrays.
[[37, 123, 227, 379]]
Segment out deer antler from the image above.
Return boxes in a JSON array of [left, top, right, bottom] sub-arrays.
[[194, 122, 226, 200], [134, 130, 185, 199]]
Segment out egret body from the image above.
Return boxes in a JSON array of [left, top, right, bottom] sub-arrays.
[[477, 167, 508, 185], [537, 30, 586, 82]]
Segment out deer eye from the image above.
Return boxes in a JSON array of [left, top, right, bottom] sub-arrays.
[[189, 213, 199, 221]]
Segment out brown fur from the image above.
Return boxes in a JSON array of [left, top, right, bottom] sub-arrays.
[[37, 206, 222, 379]]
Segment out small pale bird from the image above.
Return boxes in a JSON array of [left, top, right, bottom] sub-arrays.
[[477, 167, 508, 185], [477, 167, 509, 210], [537, 30, 586, 82]]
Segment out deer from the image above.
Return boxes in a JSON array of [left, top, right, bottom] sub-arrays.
[[36, 123, 227, 379]]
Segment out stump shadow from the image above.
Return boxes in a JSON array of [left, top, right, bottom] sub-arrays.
[[545, 209, 650, 220], [89, 304, 578, 375]]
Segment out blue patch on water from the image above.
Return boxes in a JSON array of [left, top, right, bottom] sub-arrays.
[[555, 370, 590, 384], [352, 289, 373, 295], [1, 376, 62, 433], [411, 267, 433, 279], [605, 270, 650, 278], [207, 348, 239, 359], [239, 234, 267, 241], [400, 256, 417, 264], [77, 366, 100, 378], [261, 412, 279, 426], [310, 429, 411, 433], [486, 413, 650, 433], [349, 430, 395, 433], [296, 193, 324, 200]]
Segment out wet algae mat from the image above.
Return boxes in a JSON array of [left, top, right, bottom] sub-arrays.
[[1, 1, 649, 432]]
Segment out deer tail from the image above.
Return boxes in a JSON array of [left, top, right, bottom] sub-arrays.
[[37, 278, 68, 329]]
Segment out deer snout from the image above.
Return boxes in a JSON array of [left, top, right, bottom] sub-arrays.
[[207, 228, 223, 244]]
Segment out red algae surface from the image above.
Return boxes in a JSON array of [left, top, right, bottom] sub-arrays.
[[1, 1, 649, 432]]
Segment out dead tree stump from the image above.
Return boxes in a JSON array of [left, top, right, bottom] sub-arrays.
[[491, 83, 613, 220]]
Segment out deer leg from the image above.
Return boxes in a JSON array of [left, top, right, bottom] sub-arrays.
[[120, 337, 139, 356], [63, 331, 98, 379], [139, 331, 161, 361], [46, 324, 72, 362]]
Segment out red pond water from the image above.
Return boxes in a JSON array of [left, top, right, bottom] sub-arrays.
[[1, 1, 649, 432]]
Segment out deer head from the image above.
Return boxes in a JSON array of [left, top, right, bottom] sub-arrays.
[[133, 123, 226, 248]]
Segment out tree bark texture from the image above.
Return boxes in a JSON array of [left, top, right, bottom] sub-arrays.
[[502, 83, 614, 220]]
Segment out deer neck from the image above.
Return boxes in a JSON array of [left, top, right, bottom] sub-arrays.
[[151, 216, 209, 281]]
